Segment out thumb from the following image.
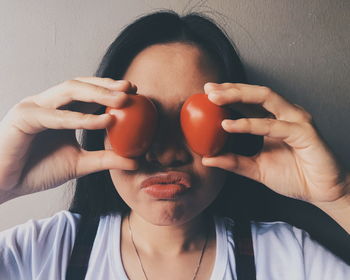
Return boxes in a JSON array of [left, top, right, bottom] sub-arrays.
[[202, 153, 260, 182], [76, 149, 138, 177]]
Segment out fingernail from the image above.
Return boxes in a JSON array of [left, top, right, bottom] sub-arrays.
[[202, 157, 212, 165], [115, 80, 126, 85], [208, 92, 219, 101], [221, 119, 232, 127], [128, 160, 139, 170], [204, 82, 218, 90], [109, 81, 127, 88], [107, 109, 118, 115]]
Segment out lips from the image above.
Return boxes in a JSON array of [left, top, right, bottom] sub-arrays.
[[140, 171, 191, 188], [140, 171, 192, 199]]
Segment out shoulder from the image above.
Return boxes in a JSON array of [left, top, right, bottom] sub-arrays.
[[0, 210, 82, 279], [252, 221, 350, 278], [251, 220, 306, 247], [219, 218, 307, 257], [220, 217, 306, 247], [0, 210, 81, 246], [219, 217, 350, 279]]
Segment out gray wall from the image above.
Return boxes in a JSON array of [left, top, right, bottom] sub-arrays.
[[0, 0, 349, 231]]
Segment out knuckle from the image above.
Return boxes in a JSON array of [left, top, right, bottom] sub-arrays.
[[300, 111, 313, 123], [240, 118, 251, 126], [225, 154, 238, 170], [227, 87, 239, 97], [11, 100, 34, 115], [55, 110, 68, 127], [264, 118, 274, 127], [222, 82, 232, 88], [103, 77, 116, 83], [9, 103, 25, 119], [13, 101, 26, 110], [62, 79, 77, 89], [259, 86, 273, 98], [238, 118, 251, 130], [294, 104, 313, 123], [263, 118, 274, 134], [59, 80, 78, 98], [6, 98, 46, 131], [93, 85, 111, 97], [300, 122, 316, 134], [20, 95, 36, 103], [52, 110, 67, 129], [80, 112, 99, 125], [74, 76, 86, 81], [117, 80, 132, 90], [121, 79, 131, 86]]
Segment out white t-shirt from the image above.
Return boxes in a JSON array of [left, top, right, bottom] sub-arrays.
[[0, 210, 349, 279]]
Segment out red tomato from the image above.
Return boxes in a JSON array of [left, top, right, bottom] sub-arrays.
[[180, 93, 231, 157], [105, 94, 158, 158]]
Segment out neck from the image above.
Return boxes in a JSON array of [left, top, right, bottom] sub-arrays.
[[123, 210, 213, 256]]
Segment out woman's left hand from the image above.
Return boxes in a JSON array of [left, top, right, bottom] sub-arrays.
[[202, 82, 350, 207]]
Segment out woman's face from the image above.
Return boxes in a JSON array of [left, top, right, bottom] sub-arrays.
[[104, 43, 228, 226]]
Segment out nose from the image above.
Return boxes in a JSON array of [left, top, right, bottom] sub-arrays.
[[144, 116, 192, 168]]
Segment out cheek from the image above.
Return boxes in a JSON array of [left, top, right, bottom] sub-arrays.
[[105, 135, 228, 225], [192, 153, 228, 202], [108, 168, 143, 213], [105, 136, 138, 206]]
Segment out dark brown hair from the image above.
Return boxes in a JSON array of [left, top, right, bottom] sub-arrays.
[[69, 10, 267, 219]]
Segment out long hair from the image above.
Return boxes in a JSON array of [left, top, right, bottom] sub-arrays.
[[69, 10, 269, 219]]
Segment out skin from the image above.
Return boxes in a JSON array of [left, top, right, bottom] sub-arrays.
[[0, 38, 348, 279], [202, 84, 350, 232], [103, 42, 350, 279], [104, 43, 228, 227], [104, 43, 226, 279]]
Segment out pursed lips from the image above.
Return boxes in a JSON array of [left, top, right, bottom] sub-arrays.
[[140, 171, 192, 189]]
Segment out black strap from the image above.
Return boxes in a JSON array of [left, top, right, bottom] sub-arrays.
[[65, 215, 100, 280], [66, 215, 256, 280], [233, 220, 257, 280]]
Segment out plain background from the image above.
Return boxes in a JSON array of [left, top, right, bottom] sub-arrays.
[[0, 0, 349, 232]]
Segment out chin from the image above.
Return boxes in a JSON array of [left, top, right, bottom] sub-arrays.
[[138, 200, 203, 226]]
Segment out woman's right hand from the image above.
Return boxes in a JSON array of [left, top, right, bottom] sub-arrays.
[[0, 77, 139, 203]]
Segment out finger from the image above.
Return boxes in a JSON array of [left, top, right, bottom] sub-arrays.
[[202, 152, 260, 182], [29, 79, 129, 112], [71, 77, 137, 114], [19, 105, 115, 134], [204, 82, 311, 123], [222, 118, 316, 148], [76, 149, 139, 177], [204, 83, 270, 119], [73, 77, 137, 93]]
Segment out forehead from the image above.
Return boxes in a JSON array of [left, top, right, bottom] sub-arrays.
[[123, 43, 220, 112]]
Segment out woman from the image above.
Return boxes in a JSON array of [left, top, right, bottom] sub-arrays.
[[0, 11, 349, 280]]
